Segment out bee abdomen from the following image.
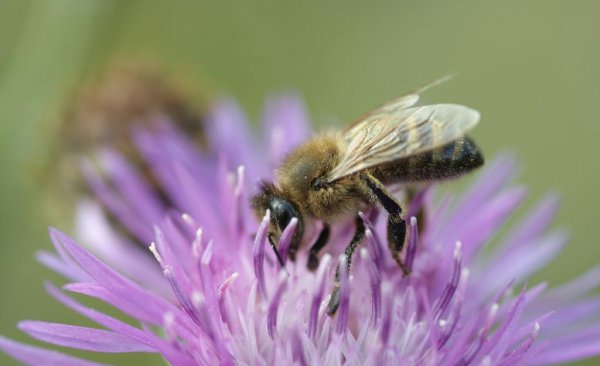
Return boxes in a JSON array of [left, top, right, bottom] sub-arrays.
[[373, 136, 484, 184]]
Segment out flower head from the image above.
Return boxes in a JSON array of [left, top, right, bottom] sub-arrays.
[[1, 95, 599, 365]]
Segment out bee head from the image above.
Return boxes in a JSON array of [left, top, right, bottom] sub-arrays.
[[251, 181, 304, 260]]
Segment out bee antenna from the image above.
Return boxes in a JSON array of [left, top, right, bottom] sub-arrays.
[[412, 74, 456, 95]]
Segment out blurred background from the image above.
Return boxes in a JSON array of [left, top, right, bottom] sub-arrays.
[[0, 1, 598, 365]]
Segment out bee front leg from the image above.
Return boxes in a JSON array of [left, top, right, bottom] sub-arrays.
[[327, 216, 365, 316], [267, 233, 286, 267], [307, 224, 330, 271], [363, 173, 410, 275]]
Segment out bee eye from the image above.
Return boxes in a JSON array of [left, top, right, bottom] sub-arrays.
[[269, 198, 297, 230]]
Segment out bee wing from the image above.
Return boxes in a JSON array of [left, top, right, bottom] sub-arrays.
[[347, 94, 420, 128], [327, 103, 480, 182], [344, 75, 454, 131]]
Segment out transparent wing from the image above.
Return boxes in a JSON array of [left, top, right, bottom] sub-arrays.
[[344, 75, 454, 131], [350, 94, 420, 125], [327, 103, 480, 182]]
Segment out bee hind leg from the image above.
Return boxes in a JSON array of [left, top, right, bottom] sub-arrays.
[[307, 224, 330, 271], [327, 216, 365, 316], [406, 187, 427, 235], [363, 173, 410, 276]]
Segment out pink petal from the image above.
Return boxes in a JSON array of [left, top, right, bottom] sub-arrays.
[[18, 321, 156, 353]]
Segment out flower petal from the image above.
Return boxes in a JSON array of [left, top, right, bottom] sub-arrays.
[[263, 94, 311, 164], [49, 229, 183, 327], [0, 336, 111, 366], [45, 282, 160, 348], [18, 321, 156, 353]]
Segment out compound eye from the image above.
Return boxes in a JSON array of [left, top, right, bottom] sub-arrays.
[[269, 198, 297, 230]]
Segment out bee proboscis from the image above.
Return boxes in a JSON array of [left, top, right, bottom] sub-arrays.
[[251, 78, 484, 314]]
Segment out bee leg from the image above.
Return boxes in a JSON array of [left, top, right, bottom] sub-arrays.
[[287, 237, 300, 262], [267, 233, 286, 268], [406, 187, 426, 235], [327, 216, 365, 316], [363, 173, 410, 275], [307, 224, 331, 271]]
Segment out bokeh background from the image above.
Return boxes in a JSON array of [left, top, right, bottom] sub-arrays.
[[1, 1, 598, 365]]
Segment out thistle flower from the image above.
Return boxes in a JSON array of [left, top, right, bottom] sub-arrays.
[[2, 95, 600, 366]]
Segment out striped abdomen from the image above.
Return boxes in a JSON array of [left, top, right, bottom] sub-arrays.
[[370, 136, 484, 185]]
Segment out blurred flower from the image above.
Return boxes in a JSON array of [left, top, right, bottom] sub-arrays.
[[54, 61, 207, 214], [1, 96, 599, 366]]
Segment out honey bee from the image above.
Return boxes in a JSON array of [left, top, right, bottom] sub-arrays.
[[57, 61, 206, 201], [53, 61, 207, 245], [62, 61, 205, 161], [251, 78, 484, 314]]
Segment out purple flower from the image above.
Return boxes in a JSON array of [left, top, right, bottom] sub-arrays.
[[2, 95, 600, 365]]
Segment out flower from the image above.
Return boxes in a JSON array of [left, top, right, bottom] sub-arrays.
[[1, 95, 600, 366]]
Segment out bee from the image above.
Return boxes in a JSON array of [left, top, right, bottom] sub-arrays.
[[57, 61, 206, 202], [53, 61, 207, 245], [62, 61, 205, 164], [251, 78, 484, 314]]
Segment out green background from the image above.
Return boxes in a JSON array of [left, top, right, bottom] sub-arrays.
[[0, 1, 598, 365]]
